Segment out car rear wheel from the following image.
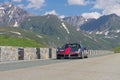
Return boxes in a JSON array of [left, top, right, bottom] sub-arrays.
[[84, 56, 88, 58]]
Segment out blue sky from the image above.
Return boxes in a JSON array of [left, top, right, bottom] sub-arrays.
[[1, 0, 120, 19]]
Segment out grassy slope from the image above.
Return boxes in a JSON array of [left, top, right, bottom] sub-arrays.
[[0, 27, 48, 47], [0, 35, 45, 47], [114, 47, 120, 53]]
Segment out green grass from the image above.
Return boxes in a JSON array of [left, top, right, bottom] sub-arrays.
[[113, 47, 120, 53], [0, 36, 46, 47]]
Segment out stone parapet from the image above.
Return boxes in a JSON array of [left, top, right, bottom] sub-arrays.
[[0, 46, 114, 62]]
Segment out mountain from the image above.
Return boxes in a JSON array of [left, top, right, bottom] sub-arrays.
[[80, 14, 120, 49], [0, 3, 100, 49], [0, 2, 33, 27], [63, 16, 87, 31], [80, 14, 120, 31], [20, 14, 102, 48], [0, 2, 120, 49]]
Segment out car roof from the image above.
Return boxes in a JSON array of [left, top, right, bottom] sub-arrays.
[[66, 43, 80, 45]]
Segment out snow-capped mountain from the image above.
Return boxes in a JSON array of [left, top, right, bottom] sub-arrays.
[[0, 2, 33, 27], [80, 14, 120, 39], [80, 14, 120, 31], [63, 16, 87, 31], [1, 2, 120, 49]]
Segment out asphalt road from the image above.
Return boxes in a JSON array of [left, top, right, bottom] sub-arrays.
[[0, 54, 108, 71], [0, 53, 120, 80], [0, 54, 111, 71], [0, 59, 70, 71]]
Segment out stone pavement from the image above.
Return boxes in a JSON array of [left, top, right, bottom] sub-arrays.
[[0, 53, 120, 80]]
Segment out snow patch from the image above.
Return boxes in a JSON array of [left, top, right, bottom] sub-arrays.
[[88, 31, 93, 34], [57, 37, 60, 40], [104, 31, 109, 36], [85, 18, 88, 21], [96, 31, 103, 34], [114, 36, 118, 38], [0, 7, 5, 10], [37, 35, 43, 38], [105, 36, 113, 39], [116, 30, 120, 33], [10, 31, 21, 35], [61, 23, 70, 34], [9, 4, 12, 7], [0, 7, 5, 16], [76, 28, 80, 31], [13, 21, 18, 27]]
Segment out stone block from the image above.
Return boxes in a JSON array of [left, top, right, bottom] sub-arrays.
[[40, 48, 49, 59], [51, 48, 56, 59], [24, 48, 37, 60], [0, 46, 18, 62]]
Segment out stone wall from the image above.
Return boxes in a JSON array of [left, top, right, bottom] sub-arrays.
[[0, 46, 57, 62], [0, 46, 113, 62], [86, 50, 114, 57]]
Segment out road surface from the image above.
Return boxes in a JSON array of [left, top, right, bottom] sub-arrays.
[[0, 59, 70, 71], [0, 53, 120, 80]]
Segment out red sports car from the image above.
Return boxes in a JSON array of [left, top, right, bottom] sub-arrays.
[[56, 43, 88, 59]]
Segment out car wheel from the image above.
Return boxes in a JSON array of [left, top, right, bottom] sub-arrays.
[[84, 56, 88, 58]]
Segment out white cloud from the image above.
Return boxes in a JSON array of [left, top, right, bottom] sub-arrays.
[[68, 0, 89, 6], [26, 0, 45, 9], [59, 15, 65, 19], [12, 0, 21, 2], [44, 10, 58, 15], [94, 0, 120, 16], [82, 12, 101, 19], [44, 10, 65, 18], [12, 0, 45, 9]]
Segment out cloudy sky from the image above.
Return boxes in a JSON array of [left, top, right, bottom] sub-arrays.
[[1, 0, 120, 19]]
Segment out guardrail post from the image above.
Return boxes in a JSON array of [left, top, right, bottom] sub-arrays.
[[36, 48, 40, 59], [18, 48, 24, 60]]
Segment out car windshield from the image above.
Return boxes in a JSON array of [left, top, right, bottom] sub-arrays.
[[61, 43, 81, 51], [61, 44, 68, 50]]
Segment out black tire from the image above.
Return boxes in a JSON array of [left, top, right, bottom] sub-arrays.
[[84, 56, 88, 58], [57, 57, 61, 59]]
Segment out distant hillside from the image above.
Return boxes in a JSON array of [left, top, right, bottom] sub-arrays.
[[20, 14, 117, 49], [79, 14, 120, 49], [1, 2, 120, 50], [0, 27, 47, 47], [63, 16, 87, 31], [80, 14, 120, 31]]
